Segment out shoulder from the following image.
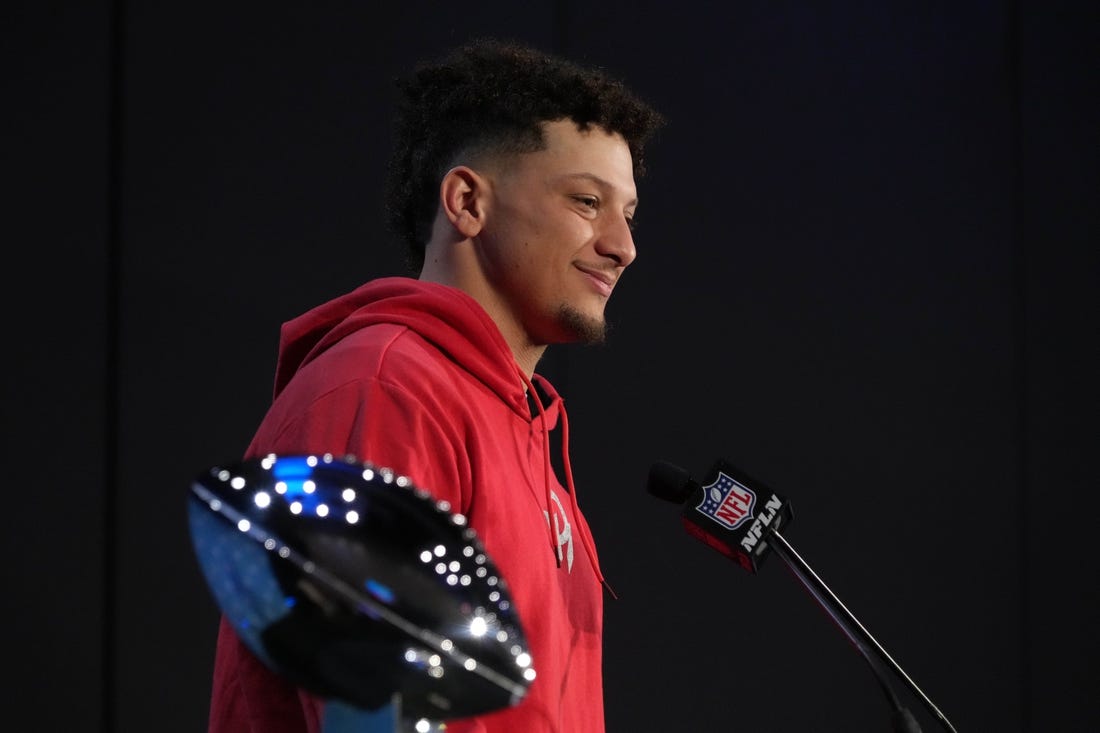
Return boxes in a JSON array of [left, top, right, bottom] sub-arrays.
[[271, 322, 477, 426], [323, 322, 465, 393]]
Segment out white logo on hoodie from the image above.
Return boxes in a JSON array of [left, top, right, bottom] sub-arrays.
[[544, 490, 574, 572]]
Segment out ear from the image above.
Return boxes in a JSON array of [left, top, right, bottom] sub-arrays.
[[439, 165, 489, 238]]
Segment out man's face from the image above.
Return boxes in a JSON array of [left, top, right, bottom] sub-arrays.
[[477, 119, 639, 347]]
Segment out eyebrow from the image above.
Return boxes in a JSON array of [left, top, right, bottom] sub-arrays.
[[555, 172, 638, 208]]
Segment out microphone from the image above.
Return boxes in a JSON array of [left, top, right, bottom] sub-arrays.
[[648, 459, 957, 733], [647, 459, 793, 574]]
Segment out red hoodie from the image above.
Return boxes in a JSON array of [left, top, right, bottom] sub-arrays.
[[208, 277, 606, 733]]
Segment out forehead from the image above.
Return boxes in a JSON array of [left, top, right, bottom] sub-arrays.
[[511, 119, 637, 200]]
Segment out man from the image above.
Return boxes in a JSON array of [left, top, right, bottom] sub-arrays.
[[208, 38, 663, 732]]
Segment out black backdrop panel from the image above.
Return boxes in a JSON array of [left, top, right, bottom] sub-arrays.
[[4, 3, 112, 729], [114, 5, 556, 732], [561, 4, 1019, 731], [1019, 1, 1099, 730]]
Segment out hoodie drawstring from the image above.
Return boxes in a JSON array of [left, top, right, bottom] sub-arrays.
[[519, 372, 615, 599]]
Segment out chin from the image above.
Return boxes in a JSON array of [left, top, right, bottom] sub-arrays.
[[556, 304, 607, 344]]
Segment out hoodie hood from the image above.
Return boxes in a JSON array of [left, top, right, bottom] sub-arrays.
[[272, 277, 530, 418]]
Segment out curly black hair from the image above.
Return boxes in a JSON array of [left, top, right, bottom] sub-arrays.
[[385, 38, 665, 272]]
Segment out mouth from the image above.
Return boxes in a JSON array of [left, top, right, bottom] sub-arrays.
[[575, 265, 616, 297]]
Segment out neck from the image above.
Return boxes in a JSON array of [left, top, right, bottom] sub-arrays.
[[510, 343, 547, 380], [419, 247, 546, 379]]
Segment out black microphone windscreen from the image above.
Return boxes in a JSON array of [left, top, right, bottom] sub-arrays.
[[647, 461, 697, 504]]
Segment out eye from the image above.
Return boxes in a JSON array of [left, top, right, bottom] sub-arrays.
[[572, 195, 600, 210], [625, 216, 637, 232]]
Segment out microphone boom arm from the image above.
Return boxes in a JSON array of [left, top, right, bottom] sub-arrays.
[[764, 528, 958, 733]]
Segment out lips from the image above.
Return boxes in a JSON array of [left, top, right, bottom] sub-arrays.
[[575, 265, 616, 297]]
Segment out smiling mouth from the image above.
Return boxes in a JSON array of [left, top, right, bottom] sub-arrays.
[[576, 266, 615, 297]]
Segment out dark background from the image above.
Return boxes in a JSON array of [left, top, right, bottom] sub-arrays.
[[5, 1, 1097, 731]]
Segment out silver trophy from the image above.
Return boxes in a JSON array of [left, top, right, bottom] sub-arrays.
[[188, 453, 534, 732]]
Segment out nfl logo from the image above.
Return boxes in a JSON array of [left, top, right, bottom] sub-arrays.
[[696, 472, 756, 530]]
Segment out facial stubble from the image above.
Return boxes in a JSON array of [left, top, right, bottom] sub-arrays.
[[556, 303, 608, 345]]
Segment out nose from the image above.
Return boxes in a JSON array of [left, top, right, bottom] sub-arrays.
[[596, 213, 637, 268]]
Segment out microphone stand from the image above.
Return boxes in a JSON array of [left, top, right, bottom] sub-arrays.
[[763, 528, 958, 733]]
